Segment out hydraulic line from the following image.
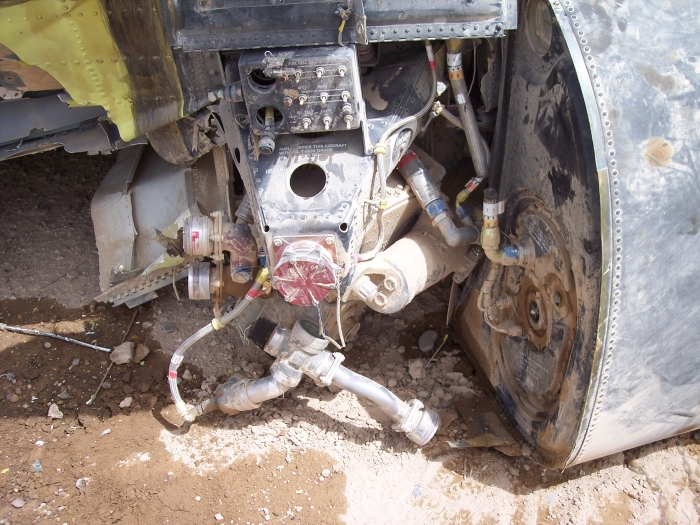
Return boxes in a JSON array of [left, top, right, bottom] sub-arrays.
[[445, 39, 491, 216], [358, 41, 438, 262], [168, 267, 269, 422], [396, 150, 479, 247]]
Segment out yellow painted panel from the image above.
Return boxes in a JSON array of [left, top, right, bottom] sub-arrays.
[[0, 0, 137, 141]]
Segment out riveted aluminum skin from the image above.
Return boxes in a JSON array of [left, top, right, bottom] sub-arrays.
[[547, 0, 700, 466]]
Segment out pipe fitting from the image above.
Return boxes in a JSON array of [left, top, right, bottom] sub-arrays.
[[202, 320, 440, 446], [397, 150, 476, 247], [480, 189, 532, 266]]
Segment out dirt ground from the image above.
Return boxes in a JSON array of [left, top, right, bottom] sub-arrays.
[[1, 150, 699, 525]]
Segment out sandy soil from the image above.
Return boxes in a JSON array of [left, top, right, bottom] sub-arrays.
[[0, 150, 699, 525]]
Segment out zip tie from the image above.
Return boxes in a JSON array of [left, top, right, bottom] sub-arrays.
[[373, 143, 387, 156], [319, 352, 345, 386], [168, 371, 177, 379]]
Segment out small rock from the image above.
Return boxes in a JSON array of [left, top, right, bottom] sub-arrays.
[[133, 344, 150, 363], [607, 452, 625, 466], [75, 478, 88, 489], [387, 378, 398, 388], [43, 341, 51, 349], [123, 385, 134, 394], [521, 444, 532, 456], [412, 483, 423, 499], [523, 464, 531, 471], [100, 429, 112, 437], [119, 397, 133, 408], [418, 330, 439, 353], [57, 390, 70, 400], [24, 368, 39, 380], [6, 393, 19, 403], [182, 369, 193, 381], [10, 498, 25, 509], [30, 460, 43, 473], [101, 381, 112, 389], [321, 469, 331, 478], [162, 322, 178, 333], [214, 514, 224, 521], [141, 321, 154, 329], [71, 358, 80, 366], [110, 342, 134, 365], [408, 360, 426, 380], [48, 403, 63, 419], [417, 390, 430, 399], [449, 385, 473, 396], [397, 346, 406, 354], [508, 467, 520, 477]]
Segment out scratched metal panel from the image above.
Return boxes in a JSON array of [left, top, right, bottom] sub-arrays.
[[553, 0, 700, 465]]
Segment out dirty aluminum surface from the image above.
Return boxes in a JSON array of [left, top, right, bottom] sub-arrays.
[[553, 0, 700, 465]]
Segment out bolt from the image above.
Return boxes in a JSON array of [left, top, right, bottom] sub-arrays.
[[325, 236, 335, 245], [319, 92, 329, 104], [298, 94, 308, 105], [323, 116, 332, 130], [282, 96, 292, 107], [295, 69, 302, 81], [273, 238, 283, 247], [344, 114, 354, 128], [341, 90, 351, 102], [316, 66, 324, 78], [302, 118, 311, 130], [338, 65, 347, 77]]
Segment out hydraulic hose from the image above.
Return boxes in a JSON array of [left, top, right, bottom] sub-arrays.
[[168, 267, 269, 422], [358, 41, 438, 262], [446, 39, 491, 213]]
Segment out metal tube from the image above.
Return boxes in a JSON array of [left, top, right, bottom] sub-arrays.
[[331, 366, 409, 422], [446, 39, 488, 179], [397, 150, 478, 247], [244, 375, 289, 405]]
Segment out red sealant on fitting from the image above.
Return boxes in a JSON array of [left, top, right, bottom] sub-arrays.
[[246, 288, 266, 299], [397, 150, 419, 172]]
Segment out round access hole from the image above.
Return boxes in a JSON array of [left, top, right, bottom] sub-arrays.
[[255, 107, 284, 128], [289, 164, 327, 198], [248, 69, 276, 93]]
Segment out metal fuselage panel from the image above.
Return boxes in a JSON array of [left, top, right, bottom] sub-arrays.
[[555, 0, 700, 465]]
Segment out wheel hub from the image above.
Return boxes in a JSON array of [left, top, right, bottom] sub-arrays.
[[492, 198, 577, 418]]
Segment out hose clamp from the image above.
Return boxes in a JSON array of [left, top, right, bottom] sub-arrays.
[[482, 200, 506, 218], [319, 352, 345, 386]]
